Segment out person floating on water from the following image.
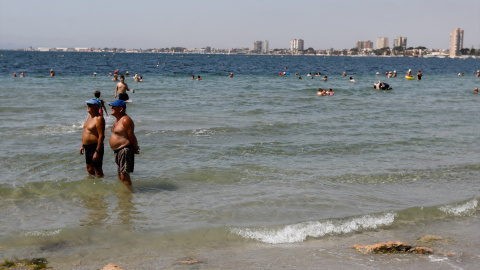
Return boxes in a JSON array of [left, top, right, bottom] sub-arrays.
[[197, 76, 202, 81], [474, 87, 479, 94], [327, 88, 334, 95], [13, 72, 17, 77], [374, 81, 392, 90], [115, 75, 134, 101], [393, 71, 397, 77], [109, 99, 139, 189], [79, 98, 105, 177], [50, 69, 55, 76], [229, 73, 234, 78], [317, 88, 325, 96], [94, 91, 108, 116], [20, 72, 25, 77], [406, 69, 413, 77], [349, 77, 355, 82]]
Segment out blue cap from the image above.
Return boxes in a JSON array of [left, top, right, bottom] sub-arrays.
[[86, 98, 102, 106], [109, 99, 126, 108]]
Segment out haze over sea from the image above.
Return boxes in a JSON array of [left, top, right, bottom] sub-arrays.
[[1, 51, 479, 269]]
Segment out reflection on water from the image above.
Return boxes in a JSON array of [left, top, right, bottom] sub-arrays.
[[78, 181, 142, 228], [114, 189, 137, 226]]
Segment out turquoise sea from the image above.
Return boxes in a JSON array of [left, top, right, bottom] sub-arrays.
[[1, 51, 479, 269]]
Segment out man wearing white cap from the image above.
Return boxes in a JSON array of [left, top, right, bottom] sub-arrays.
[[80, 98, 105, 177]]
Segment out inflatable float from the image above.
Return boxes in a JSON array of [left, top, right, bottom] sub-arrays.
[[405, 76, 415, 80]]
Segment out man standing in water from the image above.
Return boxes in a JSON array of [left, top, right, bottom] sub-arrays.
[[79, 98, 105, 177], [109, 100, 139, 188], [115, 75, 134, 101]]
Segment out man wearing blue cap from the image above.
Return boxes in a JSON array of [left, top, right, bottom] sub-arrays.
[[80, 98, 105, 177], [109, 99, 139, 188]]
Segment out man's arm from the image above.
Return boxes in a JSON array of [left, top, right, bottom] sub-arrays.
[[123, 117, 139, 154], [93, 116, 106, 162], [115, 84, 119, 98], [125, 83, 134, 93], [102, 104, 108, 116]]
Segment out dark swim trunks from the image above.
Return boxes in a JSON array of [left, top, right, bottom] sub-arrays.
[[84, 143, 104, 166], [114, 145, 135, 174], [118, 93, 129, 101]]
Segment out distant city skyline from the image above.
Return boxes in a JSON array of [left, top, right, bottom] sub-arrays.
[[1, 0, 479, 50]]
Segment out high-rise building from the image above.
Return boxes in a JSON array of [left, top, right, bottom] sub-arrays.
[[262, 40, 269, 54], [290, 39, 304, 53], [253, 41, 263, 52], [376, 37, 389, 49], [253, 40, 269, 53], [356, 40, 373, 51], [393, 36, 407, 49], [450, 28, 464, 57]]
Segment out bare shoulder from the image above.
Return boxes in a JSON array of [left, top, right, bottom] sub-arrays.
[[121, 115, 134, 123], [96, 115, 106, 123]]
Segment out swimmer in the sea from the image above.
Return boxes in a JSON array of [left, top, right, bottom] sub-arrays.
[[417, 70, 423, 80], [474, 87, 479, 94], [115, 75, 135, 101], [349, 77, 355, 82], [94, 90, 108, 116], [407, 69, 413, 77]]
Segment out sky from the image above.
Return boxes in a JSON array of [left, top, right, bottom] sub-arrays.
[[1, 0, 479, 50]]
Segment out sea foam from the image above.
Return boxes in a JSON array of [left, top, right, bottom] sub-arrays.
[[439, 198, 478, 216], [231, 212, 396, 244]]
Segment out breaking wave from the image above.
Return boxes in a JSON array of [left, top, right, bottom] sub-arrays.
[[231, 212, 396, 244]]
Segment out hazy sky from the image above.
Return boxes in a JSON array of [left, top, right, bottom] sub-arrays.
[[1, 0, 479, 50]]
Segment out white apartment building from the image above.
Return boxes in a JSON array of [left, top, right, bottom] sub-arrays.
[[449, 28, 464, 57], [290, 39, 304, 53], [376, 37, 389, 49]]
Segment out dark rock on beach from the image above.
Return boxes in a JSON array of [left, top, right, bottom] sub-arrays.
[[352, 241, 433, 254]]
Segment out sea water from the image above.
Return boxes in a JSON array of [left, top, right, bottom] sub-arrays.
[[0, 51, 479, 269]]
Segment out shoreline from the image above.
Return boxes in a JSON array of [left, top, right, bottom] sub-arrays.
[[11, 213, 477, 269], [2, 49, 477, 59]]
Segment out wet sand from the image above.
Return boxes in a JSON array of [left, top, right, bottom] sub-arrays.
[[52, 214, 479, 269]]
